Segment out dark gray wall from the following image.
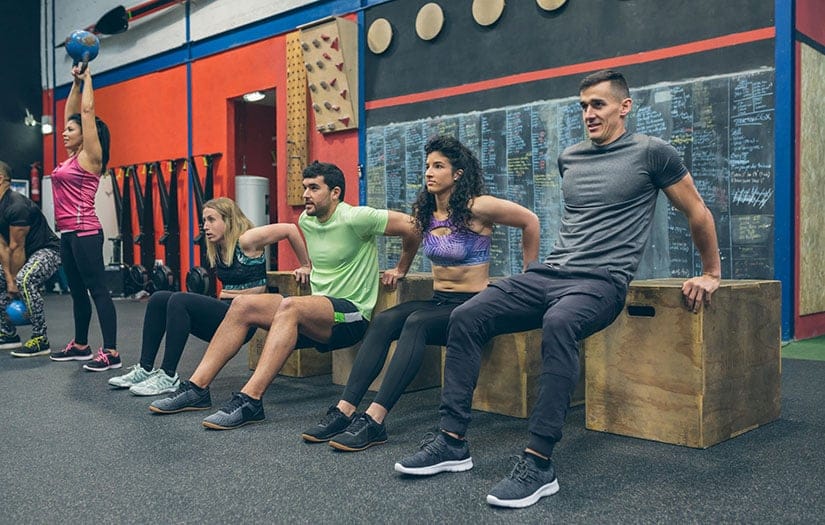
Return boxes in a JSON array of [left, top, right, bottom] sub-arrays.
[[365, 0, 774, 125], [1, 1, 42, 181]]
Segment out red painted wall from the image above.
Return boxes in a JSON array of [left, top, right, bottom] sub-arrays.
[[797, 0, 825, 45], [44, 33, 360, 286]]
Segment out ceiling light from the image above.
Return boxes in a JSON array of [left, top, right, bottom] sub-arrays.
[[243, 91, 265, 102], [24, 108, 38, 127], [41, 115, 54, 135]]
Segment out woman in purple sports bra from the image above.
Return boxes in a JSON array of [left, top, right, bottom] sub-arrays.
[[302, 135, 540, 451], [48, 65, 121, 372]]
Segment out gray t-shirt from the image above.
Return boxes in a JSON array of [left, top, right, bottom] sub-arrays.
[[545, 132, 687, 285]]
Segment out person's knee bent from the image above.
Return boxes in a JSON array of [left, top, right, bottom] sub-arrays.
[[448, 300, 489, 338], [147, 290, 174, 310], [226, 294, 257, 316], [276, 296, 302, 319]]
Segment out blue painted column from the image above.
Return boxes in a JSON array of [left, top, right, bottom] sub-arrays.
[[774, 0, 795, 340]]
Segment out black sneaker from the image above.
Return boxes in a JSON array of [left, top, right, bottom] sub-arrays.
[[486, 454, 559, 508], [50, 341, 93, 361], [83, 349, 123, 371], [0, 333, 21, 350], [329, 413, 388, 452], [11, 335, 50, 357], [149, 381, 212, 414], [394, 432, 473, 475], [301, 406, 353, 443], [202, 392, 265, 430]]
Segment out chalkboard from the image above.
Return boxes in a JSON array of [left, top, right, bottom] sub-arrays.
[[366, 69, 775, 280]]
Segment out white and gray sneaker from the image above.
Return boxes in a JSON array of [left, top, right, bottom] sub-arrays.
[[109, 364, 153, 389], [130, 369, 180, 396]]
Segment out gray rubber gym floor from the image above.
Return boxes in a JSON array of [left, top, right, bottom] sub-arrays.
[[2, 293, 823, 523]]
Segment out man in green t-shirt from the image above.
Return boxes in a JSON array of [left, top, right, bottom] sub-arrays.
[[150, 162, 421, 429]]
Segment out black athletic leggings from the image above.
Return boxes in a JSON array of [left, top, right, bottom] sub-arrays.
[[60, 231, 117, 349], [341, 291, 476, 412], [139, 291, 256, 376]]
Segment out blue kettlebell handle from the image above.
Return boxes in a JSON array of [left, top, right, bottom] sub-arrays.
[[78, 51, 90, 74]]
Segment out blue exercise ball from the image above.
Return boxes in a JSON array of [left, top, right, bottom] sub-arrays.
[[6, 299, 30, 326], [65, 30, 100, 66]]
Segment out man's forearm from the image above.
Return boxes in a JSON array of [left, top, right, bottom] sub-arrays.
[[9, 247, 25, 277], [689, 208, 721, 278]]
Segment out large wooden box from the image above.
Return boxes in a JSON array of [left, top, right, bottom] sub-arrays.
[[443, 331, 585, 419], [332, 273, 442, 393], [247, 271, 331, 377], [585, 279, 781, 448]]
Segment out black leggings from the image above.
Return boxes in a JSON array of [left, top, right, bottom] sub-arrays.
[[341, 291, 476, 412], [139, 291, 256, 376], [60, 231, 117, 349]]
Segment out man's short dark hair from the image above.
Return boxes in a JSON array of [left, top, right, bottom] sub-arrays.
[[303, 161, 346, 201], [579, 69, 631, 100], [0, 160, 11, 182]]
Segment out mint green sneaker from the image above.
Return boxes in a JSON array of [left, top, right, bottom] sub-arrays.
[[130, 369, 180, 396], [109, 364, 153, 389]]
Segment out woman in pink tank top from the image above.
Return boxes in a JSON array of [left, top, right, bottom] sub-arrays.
[[49, 65, 120, 372]]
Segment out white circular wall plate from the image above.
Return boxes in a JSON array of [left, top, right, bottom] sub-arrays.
[[416, 3, 445, 41], [368, 18, 393, 54], [537, 0, 568, 11], [472, 0, 505, 27]]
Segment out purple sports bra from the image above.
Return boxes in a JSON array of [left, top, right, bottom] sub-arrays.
[[423, 216, 491, 267]]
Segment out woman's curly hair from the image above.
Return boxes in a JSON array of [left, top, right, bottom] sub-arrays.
[[412, 135, 486, 233]]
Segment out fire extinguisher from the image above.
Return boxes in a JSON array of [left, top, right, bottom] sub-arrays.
[[30, 162, 41, 203]]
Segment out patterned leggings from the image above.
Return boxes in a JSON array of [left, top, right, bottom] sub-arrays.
[[0, 248, 61, 338]]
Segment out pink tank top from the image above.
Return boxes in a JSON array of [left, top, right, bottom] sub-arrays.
[[51, 155, 103, 233]]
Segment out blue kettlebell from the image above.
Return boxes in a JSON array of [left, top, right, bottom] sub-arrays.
[[65, 30, 100, 73], [6, 299, 31, 326]]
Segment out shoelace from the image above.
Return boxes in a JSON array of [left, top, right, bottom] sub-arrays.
[[507, 456, 540, 482], [320, 406, 344, 425], [64, 340, 78, 352], [418, 432, 442, 453], [24, 336, 44, 349], [346, 414, 370, 435], [172, 381, 195, 397], [93, 349, 110, 364], [220, 393, 248, 413]]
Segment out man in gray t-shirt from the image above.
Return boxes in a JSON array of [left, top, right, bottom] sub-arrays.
[[396, 70, 722, 509]]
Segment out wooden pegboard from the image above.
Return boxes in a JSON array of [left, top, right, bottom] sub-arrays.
[[286, 31, 309, 206], [300, 17, 359, 134]]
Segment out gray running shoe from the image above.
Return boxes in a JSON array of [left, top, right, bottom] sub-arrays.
[[149, 381, 212, 414], [202, 393, 264, 430], [329, 413, 388, 452], [486, 454, 559, 509], [301, 405, 353, 443], [394, 432, 473, 475]]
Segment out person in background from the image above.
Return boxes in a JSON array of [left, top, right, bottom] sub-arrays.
[[302, 135, 539, 452], [0, 160, 61, 357], [108, 197, 312, 396], [49, 64, 120, 371]]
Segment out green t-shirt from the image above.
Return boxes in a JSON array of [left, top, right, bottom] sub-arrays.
[[299, 202, 389, 320]]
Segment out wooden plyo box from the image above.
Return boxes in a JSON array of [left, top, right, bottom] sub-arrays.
[[332, 273, 442, 393], [247, 271, 331, 377], [445, 332, 585, 419], [585, 279, 781, 448]]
